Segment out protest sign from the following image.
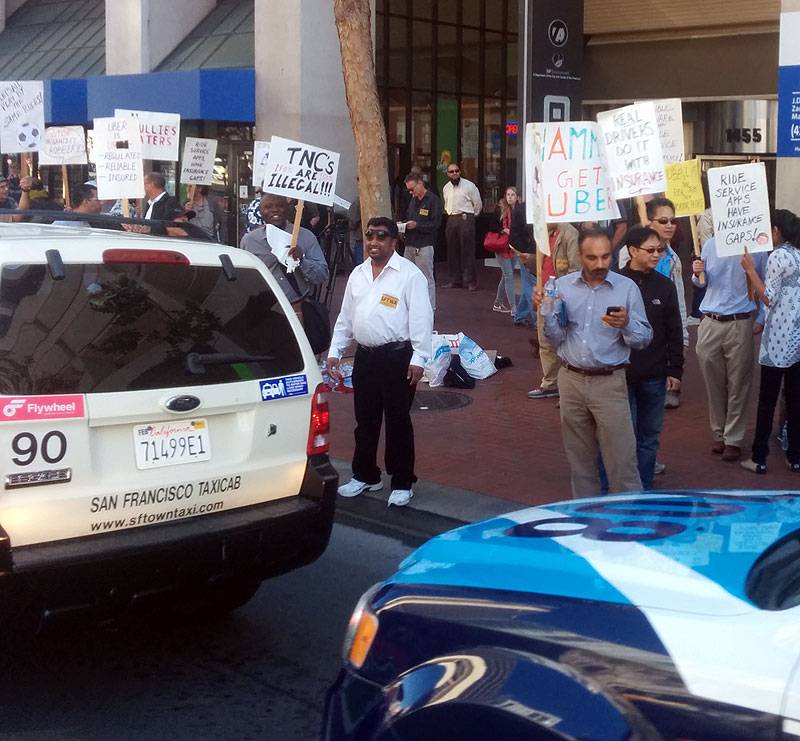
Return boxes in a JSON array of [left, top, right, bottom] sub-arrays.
[[115, 109, 180, 161], [252, 140, 270, 188], [38, 126, 87, 166], [665, 158, 705, 217], [525, 121, 620, 226], [93, 117, 144, 201], [180, 137, 217, 185], [651, 98, 684, 164], [597, 102, 666, 199], [708, 162, 772, 257], [0, 81, 45, 153], [263, 136, 340, 207]]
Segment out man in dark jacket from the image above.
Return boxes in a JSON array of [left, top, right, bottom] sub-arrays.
[[620, 226, 684, 488], [403, 172, 442, 311]]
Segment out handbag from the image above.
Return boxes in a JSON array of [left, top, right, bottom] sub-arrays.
[[483, 231, 510, 253]]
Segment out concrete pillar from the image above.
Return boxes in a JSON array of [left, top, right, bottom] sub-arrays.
[[778, 0, 800, 208], [254, 0, 358, 201], [105, 0, 215, 74], [0, 0, 28, 33]]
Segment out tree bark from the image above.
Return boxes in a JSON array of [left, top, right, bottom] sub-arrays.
[[333, 0, 392, 224]]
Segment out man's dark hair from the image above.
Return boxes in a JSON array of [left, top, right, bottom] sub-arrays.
[[404, 172, 423, 185], [646, 196, 675, 220], [145, 172, 166, 189], [578, 226, 611, 250], [366, 216, 398, 238], [261, 193, 288, 205], [72, 184, 97, 208], [626, 226, 660, 249]]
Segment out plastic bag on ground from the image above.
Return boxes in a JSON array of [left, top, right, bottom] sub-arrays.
[[424, 333, 452, 387], [457, 333, 496, 380]]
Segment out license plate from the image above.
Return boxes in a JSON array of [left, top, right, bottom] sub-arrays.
[[133, 419, 211, 470]]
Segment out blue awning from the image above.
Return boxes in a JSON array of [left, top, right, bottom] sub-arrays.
[[45, 67, 255, 125]]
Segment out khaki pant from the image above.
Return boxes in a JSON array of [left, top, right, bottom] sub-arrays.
[[404, 245, 436, 310], [538, 321, 561, 391], [695, 316, 755, 447], [558, 367, 642, 499]]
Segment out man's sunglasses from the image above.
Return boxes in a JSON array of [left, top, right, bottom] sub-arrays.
[[654, 217, 678, 225], [634, 245, 668, 254], [447, 168, 460, 174], [364, 229, 392, 240]]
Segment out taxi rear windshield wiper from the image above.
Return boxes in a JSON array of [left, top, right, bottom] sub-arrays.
[[185, 352, 275, 374]]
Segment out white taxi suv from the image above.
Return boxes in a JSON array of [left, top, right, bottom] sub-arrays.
[[0, 222, 337, 631]]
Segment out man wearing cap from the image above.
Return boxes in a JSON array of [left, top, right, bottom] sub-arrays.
[[240, 193, 328, 304], [328, 217, 433, 507]]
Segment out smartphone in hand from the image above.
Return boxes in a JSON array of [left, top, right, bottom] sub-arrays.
[[606, 306, 622, 315]]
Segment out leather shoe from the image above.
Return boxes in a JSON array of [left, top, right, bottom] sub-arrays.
[[441, 282, 462, 289], [721, 445, 741, 462], [711, 442, 725, 455]]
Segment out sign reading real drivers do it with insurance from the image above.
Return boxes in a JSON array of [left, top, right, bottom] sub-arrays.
[[262, 136, 340, 207]]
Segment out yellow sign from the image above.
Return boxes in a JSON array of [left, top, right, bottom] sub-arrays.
[[665, 158, 705, 217], [380, 294, 399, 309]]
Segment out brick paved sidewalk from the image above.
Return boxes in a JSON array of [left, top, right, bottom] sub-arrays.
[[327, 264, 799, 507]]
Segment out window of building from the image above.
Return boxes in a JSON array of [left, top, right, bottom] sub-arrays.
[[376, 0, 519, 212]]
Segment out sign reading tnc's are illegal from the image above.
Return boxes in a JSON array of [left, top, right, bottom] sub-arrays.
[[262, 136, 340, 206], [708, 162, 772, 257]]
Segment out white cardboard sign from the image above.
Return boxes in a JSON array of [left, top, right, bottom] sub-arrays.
[[38, 126, 87, 166], [115, 109, 181, 161], [0, 80, 45, 153], [263, 136, 340, 207], [93, 117, 145, 200], [252, 140, 270, 188], [708, 162, 772, 257], [525, 121, 620, 225], [180, 137, 217, 185], [651, 98, 685, 165], [597, 102, 666, 198]]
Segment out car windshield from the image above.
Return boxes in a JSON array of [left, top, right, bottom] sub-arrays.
[[0, 262, 304, 393]]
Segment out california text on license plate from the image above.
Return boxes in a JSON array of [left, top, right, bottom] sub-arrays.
[[133, 419, 211, 470]]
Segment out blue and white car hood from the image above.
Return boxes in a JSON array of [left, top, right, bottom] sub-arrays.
[[392, 490, 800, 617]]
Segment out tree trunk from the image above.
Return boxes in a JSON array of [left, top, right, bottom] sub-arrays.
[[333, 0, 392, 225]]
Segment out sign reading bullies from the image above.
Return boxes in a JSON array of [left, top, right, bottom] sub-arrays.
[[665, 158, 705, 217], [0, 80, 45, 154], [180, 137, 217, 185], [263, 136, 340, 207], [115, 109, 180, 161], [708, 162, 772, 257], [38, 126, 87, 166], [597, 102, 666, 199], [525, 121, 620, 225]]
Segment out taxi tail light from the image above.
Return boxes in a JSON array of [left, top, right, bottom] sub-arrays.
[[103, 249, 190, 265], [307, 383, 330, 456]]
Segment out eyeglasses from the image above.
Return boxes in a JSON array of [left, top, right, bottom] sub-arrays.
[[364, 229, 391, 240], [447, 168, 460, 174], [634, 245, 668, 254], [654, 217, 678, 225]]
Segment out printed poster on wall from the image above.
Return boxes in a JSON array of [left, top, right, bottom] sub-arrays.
[[252, 140, 270, 188], [93, 117, 145, 200], [0, 80, 45, 153], [38, 126, 88, 166], [596, 102, 666, 199], [665, 158, 705, 217], [115, 109, 181, 161], [525, 121, 620, 226], [708, 162, 772, 257], [180, 137, 217, 185], [262, 136, 340, 207]]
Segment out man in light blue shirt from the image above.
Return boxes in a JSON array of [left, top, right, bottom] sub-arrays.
[[537, 227, 652, 498], [692, 237, 768, 462]]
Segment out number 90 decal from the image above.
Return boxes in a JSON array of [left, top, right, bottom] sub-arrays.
[[11, 431, 67, 466]]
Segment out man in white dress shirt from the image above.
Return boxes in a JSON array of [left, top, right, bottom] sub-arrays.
[[328, 217, 433, 507], [441, 163, 482, 291]]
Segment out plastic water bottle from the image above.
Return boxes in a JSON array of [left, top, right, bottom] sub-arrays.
[[541, 276, 558, 316]]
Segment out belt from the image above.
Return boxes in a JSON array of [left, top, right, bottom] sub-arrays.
[[704, 312, 753, 322], [357, 341, 412, 354], [565, 363, 626, 377], [449, 213, 474, 218]]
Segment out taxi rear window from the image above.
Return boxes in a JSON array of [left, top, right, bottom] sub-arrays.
[[0, 262, 304, 393]]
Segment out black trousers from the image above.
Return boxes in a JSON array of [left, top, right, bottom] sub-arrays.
[[351, 343, 417, 490], [752, 362, 800, 465]]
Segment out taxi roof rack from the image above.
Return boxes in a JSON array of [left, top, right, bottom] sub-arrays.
[[45, 249, 65, 281]]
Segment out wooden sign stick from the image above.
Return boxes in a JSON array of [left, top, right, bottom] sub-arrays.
[[187, 184, 196, 206], [744, 245, 755, 302], [61, 165, 71, 209], [122, 198, 130, 218], [636, 196, 648, 225], [689, 214, 705, 286], [290, 199, 305, 252]]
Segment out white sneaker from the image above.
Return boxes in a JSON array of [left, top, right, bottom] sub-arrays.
[[387, 489, 413, 507], [338, 478, 383, 498]]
